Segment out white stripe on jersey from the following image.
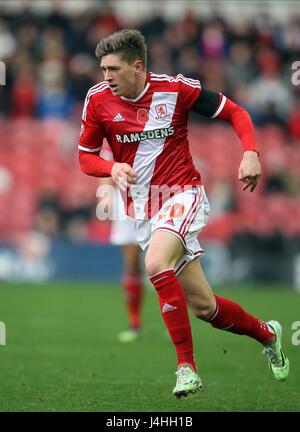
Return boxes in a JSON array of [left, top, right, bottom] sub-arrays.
[[176, 74, 200, 86], [210, 94, 227, 119], [78, 144, 102, 152], [82, 82, 109, 121], [150, 73, 201, 89], [151, 73, 200, 85], [151, 73, 200, 84], [82, 82, 109, 120], [131, 92, 178, 219], [87, 81, 108, 94], [151, 77, 200, 89]]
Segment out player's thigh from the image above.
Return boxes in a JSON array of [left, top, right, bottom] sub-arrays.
[[178, 259, 216, 318], [145, 230, 185, 276], [121, 244, 142, 275]]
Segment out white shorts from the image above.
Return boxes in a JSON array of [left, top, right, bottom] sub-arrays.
[[131, 186, 211, 274], [110, 217, 139, 246], [110, 190, 138, 246]]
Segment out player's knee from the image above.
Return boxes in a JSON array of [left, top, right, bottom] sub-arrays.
[[190, 297, 215, 320], [145, 257, 170, 277], [145, 261, 164, 277]]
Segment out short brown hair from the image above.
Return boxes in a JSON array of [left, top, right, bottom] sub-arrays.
[[95, 29, 147, 70]]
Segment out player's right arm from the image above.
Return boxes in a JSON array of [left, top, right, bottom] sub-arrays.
[[178, 78, 261, 192], [78, 91, 137, 189], [191, 89, 261, 192]]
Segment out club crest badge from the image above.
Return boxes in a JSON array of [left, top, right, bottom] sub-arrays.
[[155, 104, 169, 120]]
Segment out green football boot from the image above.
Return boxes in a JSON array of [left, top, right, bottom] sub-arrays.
[[263, 320, 289, 381], [117, 327, 140, 343], [172, 366, 202, 399]]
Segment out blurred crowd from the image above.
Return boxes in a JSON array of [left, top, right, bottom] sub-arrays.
[[0, 3, 300, 131], [0, 2, 300, 253]]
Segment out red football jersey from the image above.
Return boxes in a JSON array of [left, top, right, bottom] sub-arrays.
[[79, 72, 202, 219]]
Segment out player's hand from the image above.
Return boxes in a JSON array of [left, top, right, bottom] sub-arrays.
[[111, 162, 137, 191], [238, 151, 261, 192]]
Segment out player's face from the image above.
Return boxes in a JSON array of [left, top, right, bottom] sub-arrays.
[[100, 54, 143, 98]]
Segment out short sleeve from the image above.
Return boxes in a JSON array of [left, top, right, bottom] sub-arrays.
[[177, 74, 201, 111], [78, 93, 105, 153]]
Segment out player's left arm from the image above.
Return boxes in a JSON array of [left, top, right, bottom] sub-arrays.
[[191, 89, 261, 192]]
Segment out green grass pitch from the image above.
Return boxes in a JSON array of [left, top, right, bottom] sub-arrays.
[[0, 282, 299, 412]]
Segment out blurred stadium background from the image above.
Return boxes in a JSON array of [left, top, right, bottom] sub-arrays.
[[1, 0, 300, 286], [0, 0, 300, 413]]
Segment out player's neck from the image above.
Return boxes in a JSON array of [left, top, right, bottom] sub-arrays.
[[126, 72, 147, 99]]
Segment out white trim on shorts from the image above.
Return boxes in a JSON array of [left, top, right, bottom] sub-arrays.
[[132, 185, 210, 275]]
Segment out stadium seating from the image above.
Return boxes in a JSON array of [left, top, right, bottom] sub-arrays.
[[0, 120, 299, 243]]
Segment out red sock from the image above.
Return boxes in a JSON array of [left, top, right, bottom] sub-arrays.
[[150, 269, 196, 371], [122, 273, 143, 329], [208, 295, 275, 344]]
